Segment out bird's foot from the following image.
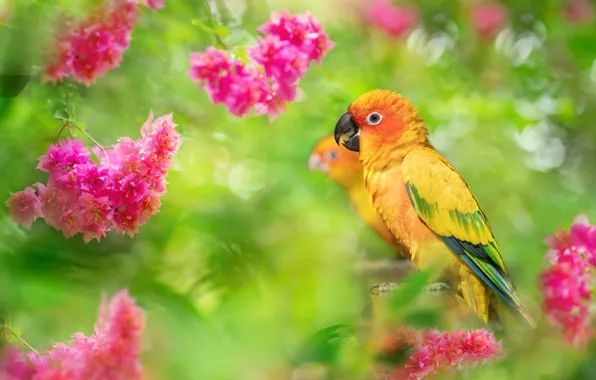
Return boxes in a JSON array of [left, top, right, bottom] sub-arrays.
[[369, 282, 399, 296], [369, 281, 452, 297]]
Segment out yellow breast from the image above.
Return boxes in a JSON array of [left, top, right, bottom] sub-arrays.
[[364, 164, 459, 271]]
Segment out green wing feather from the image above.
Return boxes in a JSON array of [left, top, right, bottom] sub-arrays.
[[402, 148, 534, 326]]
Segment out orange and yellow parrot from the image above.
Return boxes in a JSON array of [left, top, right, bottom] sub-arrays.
[[308, 134, 408, 257], [332, 89, 534, 327]]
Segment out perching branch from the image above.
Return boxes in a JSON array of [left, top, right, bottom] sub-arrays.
[[370, 281, 453, 298]]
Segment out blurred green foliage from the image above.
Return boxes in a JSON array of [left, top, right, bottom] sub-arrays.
[[1, 0, 596, 378]]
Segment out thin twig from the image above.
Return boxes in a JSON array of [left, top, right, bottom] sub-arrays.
[[53, 83, 73, 144], [65, 83, 70, 107], [53, 121, 69, 144], [73, 124, 111, 166], [9, 331, 40, 357]]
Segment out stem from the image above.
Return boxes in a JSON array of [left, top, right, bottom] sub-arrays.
[[53, 82, 73, 144], [53, 122, 68, 144], [73, 125, 111, 166], [11, 332, 41, 357], [1, 326, 40, 357], [65, 83, 70, 111]]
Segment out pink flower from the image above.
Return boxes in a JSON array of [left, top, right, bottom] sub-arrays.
[[78, 193, 112, 242], [565, 0, 594, 23], [188, 48, 271, 117], [459, 329, 502, 361], [5, 112, 180, 242], [0, 346, 47, 380], [541, 214, 596, 346], [37, 139, 90, 176], [366, 0, 418, 39], [469, 2, 509, 38], [58, 208, 82, 238], [144, 113, 181, 158], [142, 0, 165, 11], [188, 11, 333, 120], [380, 328, 501, 379], [75, 164, 113, 195], [405, 345, 435, 378], [569, 214, 596, 265], [0, 290, 144, 380], [36, 183, 77, 231], [43, 0, 140, 85], [5, 187, 42, 229], [250, 36, 307, 102], [257, 11, 335, 63]]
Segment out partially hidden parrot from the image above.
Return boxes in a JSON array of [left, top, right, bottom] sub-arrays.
[[308, 134, 409, 257], [332, 89, 535, 327]]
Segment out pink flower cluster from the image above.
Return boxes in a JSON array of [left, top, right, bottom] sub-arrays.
[[469, 2, 509, 38], [5, 112, 181, 242], [43, 0, 139, 85], [43, 0, 164, 85], [188, 11, 334, 121], [365, 0, 418, 39], [0, 290, 145, 380], [378, 327, 502, 379], [540, 214, 596, 346]]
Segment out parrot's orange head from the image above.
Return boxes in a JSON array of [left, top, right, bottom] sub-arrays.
[[308, 134, 362, 188], [333, 89, 427, 154]]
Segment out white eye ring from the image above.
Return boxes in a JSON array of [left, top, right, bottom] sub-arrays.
[[366, 112, 382, 126]]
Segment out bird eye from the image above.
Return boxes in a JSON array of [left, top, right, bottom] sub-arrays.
[[326, 151, 338, 161], [366, 112, 382, 126]]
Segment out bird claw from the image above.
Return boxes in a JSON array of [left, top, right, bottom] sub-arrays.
[[369, 282, 400, 296], [423, 282, 453, 296]]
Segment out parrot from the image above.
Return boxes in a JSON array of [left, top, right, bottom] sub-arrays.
[[332, 89, 535, 327], [308, 134, 409, 257]]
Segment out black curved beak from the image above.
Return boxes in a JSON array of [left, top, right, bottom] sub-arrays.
[[333, 112, 360, 152]]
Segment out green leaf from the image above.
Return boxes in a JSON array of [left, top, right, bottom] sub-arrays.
[[227, 29, 257, 47], [191, 18, 229, 38], [1, 326, 21, 345], [389, 270, 432, 310], [47, 99, 66, 114], [0, 73, 31, 98], [53, 109, 70, 120], [0, 97, 11, 120], [293, 324, 356, 365], [402, 308, 440, 328]]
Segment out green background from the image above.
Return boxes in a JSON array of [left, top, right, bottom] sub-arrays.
[[1, 0, 595, 378]]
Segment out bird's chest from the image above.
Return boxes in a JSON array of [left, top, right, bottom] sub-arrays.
[[365, 166, 443, 264]]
